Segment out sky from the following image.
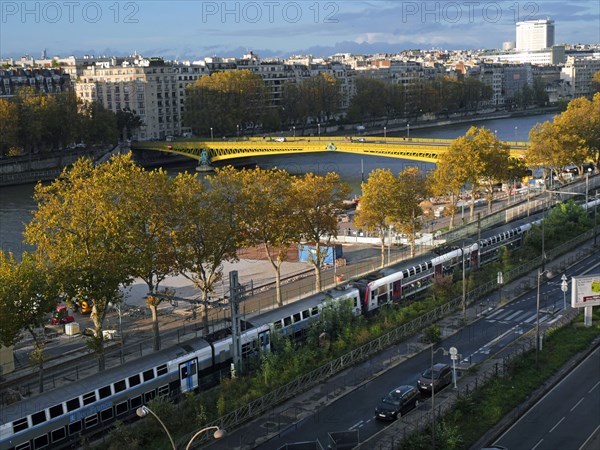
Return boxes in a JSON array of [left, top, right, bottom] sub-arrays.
[[1, 0, 599, 60]]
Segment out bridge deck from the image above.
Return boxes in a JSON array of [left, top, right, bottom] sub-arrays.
[[131, 137, 528, 165]]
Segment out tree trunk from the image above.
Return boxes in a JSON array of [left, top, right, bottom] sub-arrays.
[[470, 191, 476, 220], [91, 305, 105, 371], [275, 264, 283, 307], [149, 304, 160, 351], [201, 290, 210, 334], [380, 234, 386, 268]]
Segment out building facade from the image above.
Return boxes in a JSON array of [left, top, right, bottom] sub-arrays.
[[516, 19, 555, 51]]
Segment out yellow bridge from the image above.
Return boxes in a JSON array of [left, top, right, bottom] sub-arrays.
[[131, 137, 529, 170]]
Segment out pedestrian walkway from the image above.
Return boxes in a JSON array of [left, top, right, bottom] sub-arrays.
[[203, 239, 597, 450]]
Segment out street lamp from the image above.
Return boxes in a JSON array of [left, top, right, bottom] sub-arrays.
[[293, 125, 296, 137], [236, 124, 240, 138], [430, 346, 452, 450], [497, 271, 504, 305], [536, 269, 552, 365], [561, 274, 568, 310], [317, 122, 321, 139], [108, 301, 123, 364], [407, 123, 410, 138], [185, 426, 226, 450], [514, 126, 518, 143], [137, 406, 176, 450], [384, 126, 387, 139], [387, 224, 393, 265], [210, 127, 213, 140], [137, 406, 225, 450]]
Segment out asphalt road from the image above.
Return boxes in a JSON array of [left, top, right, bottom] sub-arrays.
[[253, 251, 600, 449], [494, 346, 600, 450]]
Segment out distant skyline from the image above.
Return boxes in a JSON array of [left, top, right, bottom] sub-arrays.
[[1, 1, 599, 60]]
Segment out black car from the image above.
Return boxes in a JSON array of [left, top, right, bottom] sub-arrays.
[[417, 363, 453, 394], [375, 385, 420, 420]]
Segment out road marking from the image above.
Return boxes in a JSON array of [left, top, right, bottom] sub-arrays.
[[504, 310, 524, 321], [531, 438, 544, 450], [589, 381, 600, 393], [524, 314, 537, 323], [487, 309, 505, 319], [570, 397, 585, 412], [549, 416, 565, 433], [349, 420, 363, 430]]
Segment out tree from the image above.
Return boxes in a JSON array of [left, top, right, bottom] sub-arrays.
[[170, 167, 246, 333], [431, 150, 467, 229], [0, 251, 60, 392], [354, 169, 399, 268], [476, 130, 511, 212], [592, 70, 600, 94], [393, 167, 430, 257], [293, 173, 351, 291], [346, 78, 387, 124], [116, 108, 143, 141], [239, 168, 300, 307], [184, 70, 268, 136], [24, 156, 134, 370], [557, 94, 600, 171], [115, 159, 177, 351], [0, 98, 19, 157]]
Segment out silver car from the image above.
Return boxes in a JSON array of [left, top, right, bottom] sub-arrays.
[[417, 363, 452, 394]]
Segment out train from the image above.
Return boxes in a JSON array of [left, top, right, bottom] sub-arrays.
[[3, 201, 592, 450]]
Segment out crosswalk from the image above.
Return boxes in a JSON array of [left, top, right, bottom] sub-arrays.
[[485, 307, 563, 325]]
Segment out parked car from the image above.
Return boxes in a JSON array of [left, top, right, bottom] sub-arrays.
[[353, 137, 366, 142], [274, 137, 286, 142], [375, 385, 420, 420], [417, 363, 452, 394]]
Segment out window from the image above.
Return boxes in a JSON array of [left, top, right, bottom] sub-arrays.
[[51, 427, 66, 442], [293, 313, 301, 323], [128, 374, 141, 387], [116, 401, 128, 416], [302, 309, 310, 320], [49, 404, 64, 419], [66, 397, 81, 412], [12, 417, 28, 433], [311, 307, 319, 316], [114, 380, 126, 393], [99, 385, 112, 399], [273, 320, 282, 330], [143, 369, 155, 382], [158, 384, 169, 397], [33, 434, 48, 449], [130, 395, 142, 409], [84, 414, 98, 429], [68, 421, 82, 435], [283, 317, 292, 327], [82, 392, 96, 406], [15, 443, 31, 450], [31, 411, 46, 426], [100, 407, 114, 422], [144, 390, 156, 403]]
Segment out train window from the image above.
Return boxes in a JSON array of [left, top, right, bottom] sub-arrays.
[[144, 390, 156, 402], [181, 365, 188, 378], [128, 374, 141, 387], [157, 364, 168, 376], [84, 414, 98, 429], [99, 385, 112, 399], [100, 407, 114, 422], [15, 443, 32, 450], [12, 417, 28, 433], [116, 401, 128, 416], [283, 316, 292, 326], [83, 392, 96, 406], [68, 420, 82, 435], [311, 306, 319, 316], [31, 411, 47, 426], [114, 380, 127, 393], [130, 395, 142, 409], [143, 369, 155, 382], [273, 320, 282, 330], [51, 427, 66, 442], [49, 404, 64, 419], [66, 397, 81, 411], [302, 309, 310, 320], [293, 313, 301, 323], [33, 433, 48, 449], [158, 385, 169, 397]]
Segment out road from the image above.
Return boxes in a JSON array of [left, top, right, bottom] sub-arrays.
[[493, 346, 600, 450], [250, 252, 600, 449]]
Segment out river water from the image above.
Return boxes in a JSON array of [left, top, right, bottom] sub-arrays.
[[0, 112, 556, 256]]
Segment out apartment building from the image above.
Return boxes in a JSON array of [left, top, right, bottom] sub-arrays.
[[561, 56, 600, 99]]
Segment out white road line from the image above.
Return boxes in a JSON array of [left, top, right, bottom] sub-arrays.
[[588, 381, 600, 393], [531, 438, 544, 450], [549, 416, 565, 433], [349, 420, 363, 430], [514, 311, 533, 322], [524, 314, 537, 323], [547, 317, 560, 325], [579, 424, 600, 450], [504, 310, 524, 321], [487, 309, 505, 319], [570, 397, 585, 412]]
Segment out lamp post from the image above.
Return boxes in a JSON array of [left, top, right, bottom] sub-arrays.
[[595, 190, 598, 246], [137, 406, 225, 450], [536, 269, 552, 365], [407, 123, 410, 138], [210, 127, 213, 140], [108, 302, 123, 365], [185, 426, 225, 450], [497, 271, 503, 305], [387, 224, 393, 266], [514, 126, 518, 143], [561, 274, 568, 310], [317, 123, 321, 139], [293, 125, 296, 137], [384, 126, 387, 139], [430, 346, 450, 450], [236, 124, 239, 138], [137, 406, 176, 450]]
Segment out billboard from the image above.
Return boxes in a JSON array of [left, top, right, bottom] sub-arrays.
[[571, 274, 600, 308]]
